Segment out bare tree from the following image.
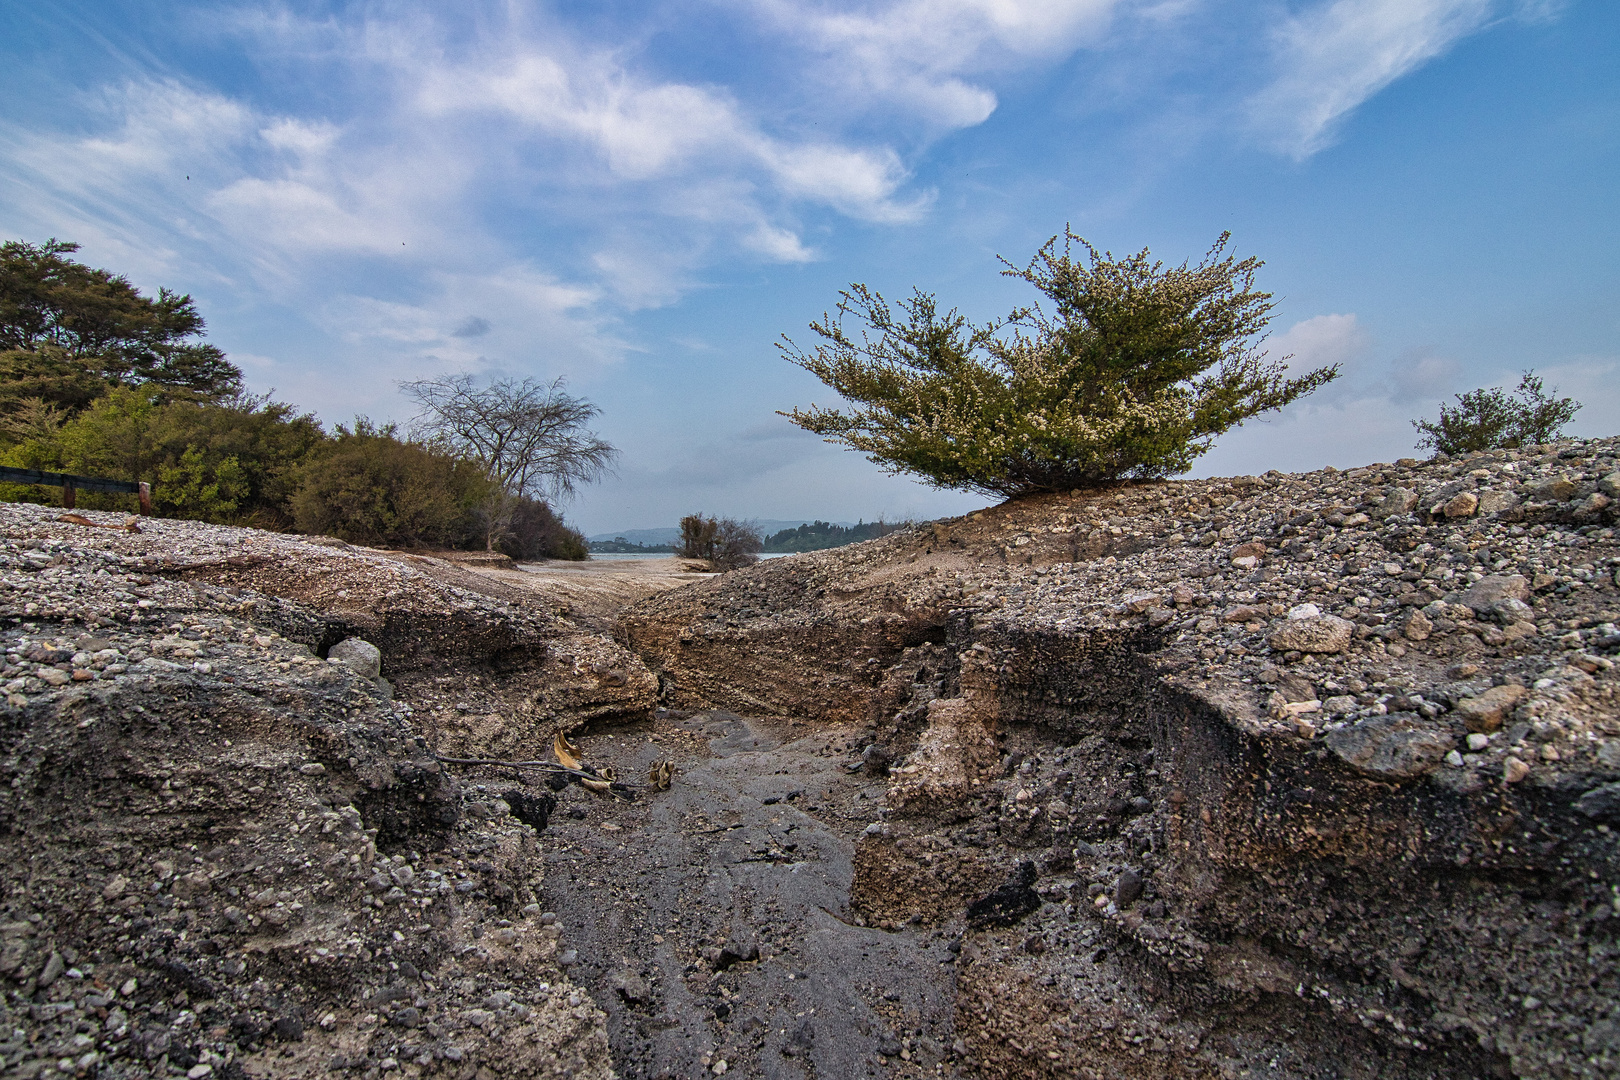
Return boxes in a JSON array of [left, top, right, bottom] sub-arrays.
[[400, 374, 618, 500]]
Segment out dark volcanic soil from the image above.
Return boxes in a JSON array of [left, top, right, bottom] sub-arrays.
[[534, 712, 962, 1079]]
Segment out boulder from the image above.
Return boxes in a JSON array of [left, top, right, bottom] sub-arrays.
[[1440, 492, 1479, 519], [328, 636, 383, 680], [1268, 614, 1354, 654], [1453, 684, 1529, 733], [1457, 575, 1530, 616], [1373, 488, 1419, 519], [1324, 715, 1454, 779]]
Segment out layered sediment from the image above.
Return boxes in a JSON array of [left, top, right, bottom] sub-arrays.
[[621, 438, 1620, 1078]]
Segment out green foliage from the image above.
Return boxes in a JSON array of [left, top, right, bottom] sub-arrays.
[[0, 239, 243, 407], [290, 422, 493, 548], [1412, 371, 1581, 456], [2, 386, 323, 521], [159, 447, 249, 520], [495, 497, 588, 561], [762, 519, 905, 553], [781, 231, 1338, 498], [0, 242, 598, 552]]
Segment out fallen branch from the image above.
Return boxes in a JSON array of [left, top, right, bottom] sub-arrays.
[[431, 752, 639, 799], [57, 513, 141, 534]]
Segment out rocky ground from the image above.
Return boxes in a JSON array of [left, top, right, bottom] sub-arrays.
[[622, 437, 1620, 1078], [0, 508, 654, 1080], [4, 436, 1619, 1080]]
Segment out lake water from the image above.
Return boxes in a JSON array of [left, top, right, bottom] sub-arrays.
[[584, 551, 797, 561]]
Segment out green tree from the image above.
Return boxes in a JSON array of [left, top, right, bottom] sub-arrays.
[[0, 239, 243, 417], [1412, 370, 1581, 456], [780, 230, 1338, 498]]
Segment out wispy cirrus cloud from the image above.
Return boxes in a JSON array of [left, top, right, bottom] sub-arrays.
[[1249, 0, 1499, 158]]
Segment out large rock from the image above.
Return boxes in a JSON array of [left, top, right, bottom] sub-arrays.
[[1453, 684, 1529, 733], [1456, 574, 1530, 615], [1373, 488, 1419, 519], [1268, 614, 1354, 654], [328, 636, 383, 680], [1324, 714, 1455, 779]]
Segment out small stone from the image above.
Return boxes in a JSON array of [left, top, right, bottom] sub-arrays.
[[299, 762, 326, 775], [1114, 868, 1143, 907], [1576, 782, 1620, 822], [38, 951, 63, 987], [558, 949, 578, 966], [186, 1065, 213, 1079], [1454, 684, 1528, 733], [1229, 541, 1266, 564], [1491, 598, 1534, 624], [1402, 610, 1432, 641], [1475, 489, 1519, 515], [1269, 615, 1354, 655], [1466, 733, 1490, 751], [1503, 757, 1531, 783], [101, 874, 128, 900], [1444, 750, 1464, 767]]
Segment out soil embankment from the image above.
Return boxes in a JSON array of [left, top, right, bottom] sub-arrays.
[[621, 438, 1620, 1079]]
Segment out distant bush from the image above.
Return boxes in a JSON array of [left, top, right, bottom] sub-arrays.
[[489, 496, 589, 561], [1412, 371, 1581, 456], [678, 514, 720, 560], [290, 423, 493, 548], [678, 514, 762, 571]]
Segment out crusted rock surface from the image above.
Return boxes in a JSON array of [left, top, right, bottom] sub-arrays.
[[622, 438, 1620, 1078], [0, 505, 638, 1079]]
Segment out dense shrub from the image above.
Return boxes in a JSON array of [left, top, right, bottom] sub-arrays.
[[781, 230, 1338, 497], [1, 386, 323, 522], [0, 241, 602, 549], [488, 495, 589, 561], [1412, 371, 1581, 455], [290, 423, 494, 548]]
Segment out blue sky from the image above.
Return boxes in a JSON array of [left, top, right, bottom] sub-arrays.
[[1, 0, 1615, 536]]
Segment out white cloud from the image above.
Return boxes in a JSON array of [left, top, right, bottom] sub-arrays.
[[747, 0, 1123, 128], [1271, 312, 1370, 373], [417, 45, 923, 225], [1250, 0, 1497, 158]]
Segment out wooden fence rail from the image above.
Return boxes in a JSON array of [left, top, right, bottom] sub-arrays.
[[0, 466, 152, 515]]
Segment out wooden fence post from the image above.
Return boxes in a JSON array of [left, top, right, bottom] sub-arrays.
[[62, 482, 75, 509], [138, 482, 152, 516]]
